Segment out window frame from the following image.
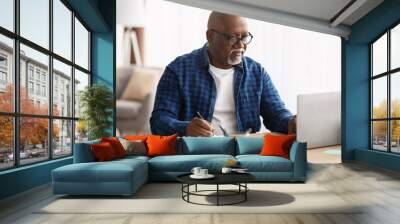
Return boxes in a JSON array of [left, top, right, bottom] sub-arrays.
[[0, 0, 92, 171], [370, 20, 400, 154]]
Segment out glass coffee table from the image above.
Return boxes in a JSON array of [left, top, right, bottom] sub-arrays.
[[177, 172, 255, 206]]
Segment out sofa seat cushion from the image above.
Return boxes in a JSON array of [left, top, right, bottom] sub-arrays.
[[116, 100, 142, 119], [236, 155, 293, 172], [149, 154, 235, 172], [53, 159, 147, 183]]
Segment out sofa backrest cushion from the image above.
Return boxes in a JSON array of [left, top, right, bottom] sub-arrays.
[[236, 136, 263, 155], [180, 137, 235, 155], [73, 139, 100, 163]]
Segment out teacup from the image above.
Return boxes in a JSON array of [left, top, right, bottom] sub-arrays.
[[199, 168, 208, 176], [191, 167, 202, 176]]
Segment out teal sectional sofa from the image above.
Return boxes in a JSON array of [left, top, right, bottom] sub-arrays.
[[52, 136, 307, 196]]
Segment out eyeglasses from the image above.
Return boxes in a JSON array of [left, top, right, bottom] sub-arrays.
[[210, 29, 253, 45]]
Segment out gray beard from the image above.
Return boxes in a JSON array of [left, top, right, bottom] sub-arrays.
[[227, 56, 242, 65]]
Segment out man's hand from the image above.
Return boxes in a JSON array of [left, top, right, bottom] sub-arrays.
[[288, 115, 297, 134], [186, 118, 214, 136]]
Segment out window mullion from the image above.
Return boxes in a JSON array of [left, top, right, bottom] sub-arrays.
[[370, 45, 373, 149], [71, 10, 76, 155], [48, 0, 54, 160], [388, 30, 391, 152], [13, 0, 20, 167]]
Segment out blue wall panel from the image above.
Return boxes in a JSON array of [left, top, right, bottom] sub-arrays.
[[342, 44, 370, 160], [0, 158, 72, 199], [355, 148, 400, 172], [343, 0, 400, 171], [92, 32, 115, 136]]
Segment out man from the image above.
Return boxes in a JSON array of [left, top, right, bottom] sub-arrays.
[[150, 11, 296, 136]]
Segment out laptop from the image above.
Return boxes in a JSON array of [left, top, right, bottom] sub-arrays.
[[296, 92, 341, 149]]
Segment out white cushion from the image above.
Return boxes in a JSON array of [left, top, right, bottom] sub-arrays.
[[116, 100, 142, 119]]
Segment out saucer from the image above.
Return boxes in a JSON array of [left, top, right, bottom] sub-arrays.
[[190, 174, 215, 179]]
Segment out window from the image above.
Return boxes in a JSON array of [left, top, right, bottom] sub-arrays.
[[28, 81, 34, 94], [20, 0, 49, 49], [371, 23, 400, 154], [0, 0, 14, 32], [42, 85, 46, 97], [0, 54, 8, 86], [0, 0, 91, 170], [0, 116, 13, 170], [74, 69, 89, 119], [28, 67, 34, 80], [36, 83, 40, 95], [0, 71, 6, 85], [0, 34, 14, 113], [53, 59, 72, 117], [35, 70, 40, 81], [0, 55, 7, 67], [53, 0, 72, 60], [75, 18, 89, 70], [53, 120, 72, 158]]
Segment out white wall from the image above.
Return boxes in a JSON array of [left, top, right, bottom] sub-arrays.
[[119, 0, 342, 114]]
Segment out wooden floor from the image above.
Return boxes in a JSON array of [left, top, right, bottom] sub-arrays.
[[1, 154, 400, 223], [307, 145, 342, 164]]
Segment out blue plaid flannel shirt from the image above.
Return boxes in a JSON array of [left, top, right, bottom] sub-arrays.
[[150, 44, 293, 136]]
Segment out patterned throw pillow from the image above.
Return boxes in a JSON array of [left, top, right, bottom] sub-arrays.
[[119, 138, 147, 156]]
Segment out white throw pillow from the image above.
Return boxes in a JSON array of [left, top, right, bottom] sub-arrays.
[[119, 138, 147, 156]]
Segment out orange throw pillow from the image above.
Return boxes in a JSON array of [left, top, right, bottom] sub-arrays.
[[91, 142, 117, 161], [260, 134, 296, 159], [124, 135, 148, 141], [146, 134, 177, 157], [101, 137, 127, 158]]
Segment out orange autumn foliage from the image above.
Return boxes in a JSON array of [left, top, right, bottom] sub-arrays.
[[0, 84, 59, 149]]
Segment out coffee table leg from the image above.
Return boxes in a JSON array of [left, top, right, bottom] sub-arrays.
[[187, 184, 190, 202], [245, 183, 247, 201], [195, 184, 198, 192], [217, 184, 219, 206]]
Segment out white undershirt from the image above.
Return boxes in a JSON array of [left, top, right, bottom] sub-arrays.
[[209, 64, 237, 135]]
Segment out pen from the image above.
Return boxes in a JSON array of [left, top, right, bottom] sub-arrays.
[[196, 111, 205, 120], [196, 112, 216, 136]]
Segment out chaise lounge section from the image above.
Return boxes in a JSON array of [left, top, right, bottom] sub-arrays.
[[52, 136, 307, 196]]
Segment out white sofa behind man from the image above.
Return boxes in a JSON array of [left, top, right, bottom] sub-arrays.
[[116, 65, 163, 135]]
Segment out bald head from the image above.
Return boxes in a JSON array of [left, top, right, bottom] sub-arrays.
[[207, 11, 247, 32]]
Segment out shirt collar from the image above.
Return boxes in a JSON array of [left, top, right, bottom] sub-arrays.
[[200, 43, 244, 70]]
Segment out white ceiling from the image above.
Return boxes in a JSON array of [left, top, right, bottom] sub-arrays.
[[166, 0, 384, 38], [227, 0, 352, 22]]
